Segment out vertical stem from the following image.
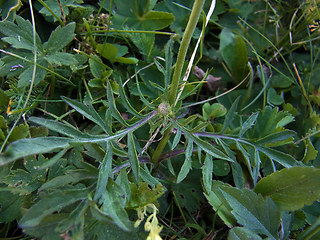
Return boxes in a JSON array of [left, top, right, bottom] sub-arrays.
[[168, 0, 206, 106], [151, 0, 205, 167]]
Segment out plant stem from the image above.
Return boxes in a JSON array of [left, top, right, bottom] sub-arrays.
[[168, 0, 206, 106], [151, 0, 205, 167]]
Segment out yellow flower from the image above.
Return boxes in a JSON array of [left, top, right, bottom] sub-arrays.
[[134, 204, 163, 240]]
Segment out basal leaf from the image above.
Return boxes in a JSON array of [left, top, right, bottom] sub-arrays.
[[127, 132, 140, 182], [0, 137, 73, 165], [44, 22, 76, 53], [19, 188, 89, 227], [254, 167, 320, 211], [220, 186, 280, 239], [96, 43, 118, 62]]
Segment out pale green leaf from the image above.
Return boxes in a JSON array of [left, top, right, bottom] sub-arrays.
[[0, 137, 73, 165], [254, 166, 320, 211]]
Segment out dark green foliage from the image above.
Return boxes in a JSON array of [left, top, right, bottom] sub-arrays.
[[1, 0, 320, 239]]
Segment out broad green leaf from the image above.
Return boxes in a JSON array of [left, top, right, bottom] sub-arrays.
[[0, 137, 73, 165], [0, 15, 42, 52], [19, 188, 89, 227], [94, 142, 113, 200], [114, 56, 139, 64], [267, 88, 284, 105], [228, 227, 262, 240], [112, 10, 174, 31], [205, 181, 236, 227], [0, 192, 23, 223], [44, 22, 76, 53], [177, 139, 193, 183], [96, 43, 118, 62], [45, 52, 78, 66], [213, 160, 230, 177], [126, 29, 156, 58], [254, 167, 320, 211], [219, 28, 249, 83], [247, 106, 294, 139], [127, 132, 140, 182], [89, 55, 106, 78], [8, 124, 29, 142], [220, 186, 280, 239], [62, 96, 111, 134]]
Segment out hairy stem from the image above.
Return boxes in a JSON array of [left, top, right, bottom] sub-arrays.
[[168, 0, 206, 106], [151, 0, 205, 167]]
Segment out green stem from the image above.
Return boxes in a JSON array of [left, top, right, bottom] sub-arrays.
[[151, 0, 205, 167], [168, 0, 206, 106]]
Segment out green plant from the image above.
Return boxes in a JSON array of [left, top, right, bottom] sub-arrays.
[[0, 0, 320, 239]]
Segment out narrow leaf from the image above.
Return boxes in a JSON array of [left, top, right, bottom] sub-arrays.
[[62, 96, 111, 134], [95, 141, 113, 200], [177, 139, 193, 183], [0, 137, 73, 165], [127, 132, 140, 182], [239, 112, 259, 137], [257, 146, 296, 168]]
